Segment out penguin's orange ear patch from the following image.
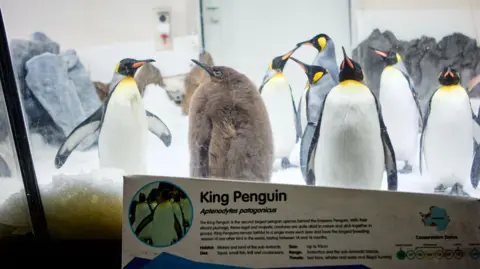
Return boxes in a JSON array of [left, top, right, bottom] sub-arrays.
[[374, 50, 387, 57]]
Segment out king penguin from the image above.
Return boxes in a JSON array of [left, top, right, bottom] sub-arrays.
[[420, 67, 478, 196], [305, 47, 397, 190], [259, 48, 301, 169], [296, 33, 339, 84], [371, 47, 423, 174], [288, 57, 336, 182], [189, 60, 274, 182], [54, 58, 173, 175]]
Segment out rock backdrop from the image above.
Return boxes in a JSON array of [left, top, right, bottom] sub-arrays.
[[352, 29, 480, 113], [8, 32, 100, 149]]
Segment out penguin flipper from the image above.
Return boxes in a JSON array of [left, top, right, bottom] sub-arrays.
[[304, 92, 329, 185], [371, 92, 398, 191], [300, 123, 315, 181], [401, 72, 424, 123], [145, 110, 172, 147], [289, 85, 302, 142], [471, 145, 480, 189], [54, 106, 104, 169], [419, 90, 435, 175]]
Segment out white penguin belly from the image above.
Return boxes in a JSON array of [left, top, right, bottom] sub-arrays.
[[379, 68, 419, 162], [262, 76, 297, 158], [314, 83, 384, 190], [424, 87, 473, 186], [98, 93, 149, 175]]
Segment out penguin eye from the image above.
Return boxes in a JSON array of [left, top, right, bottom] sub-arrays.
[[213, 70, 223, 77]]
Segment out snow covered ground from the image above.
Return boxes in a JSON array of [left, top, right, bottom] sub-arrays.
[[0, 86, 479, 233]]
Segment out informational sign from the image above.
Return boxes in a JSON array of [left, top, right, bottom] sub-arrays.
[[123, 175, 480, 268]]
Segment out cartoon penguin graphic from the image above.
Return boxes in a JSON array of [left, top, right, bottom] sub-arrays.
[[420, 67, 477, 196], [188, 60, 274, 182], [54, 58, 172, 174], [288, 57, 336, 181], [305, 47, 397, 190], [296, 33, 339, 84], [371, 47, 423, 174], [259, 48, 301, 169]]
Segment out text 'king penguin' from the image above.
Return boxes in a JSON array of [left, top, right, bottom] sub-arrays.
[[420, 67, 478, 197], [371, 47, 423, 174], [305, 47, 397, 191], [54, 58, 172, 175], [259, 48, 302, 170], [188, 60, 274, 182]]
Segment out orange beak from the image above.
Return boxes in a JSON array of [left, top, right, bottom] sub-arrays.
[[132, 62, 146, 68], [374, 50, 387, 58]]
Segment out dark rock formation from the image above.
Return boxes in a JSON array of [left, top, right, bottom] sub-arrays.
[[352, 29, 480, 112], [9, 33, 100, 148]]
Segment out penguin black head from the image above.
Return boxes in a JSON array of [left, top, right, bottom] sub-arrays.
[[115, 58, 156, 77], [339, 46, 364, 83], [191, 59, 226, 80], [438, 67, 460, 86], [268, 48, 298, 72], [290, 57, 328, 85], [370, 47, 401, 66], [297, 33, 331, 53]]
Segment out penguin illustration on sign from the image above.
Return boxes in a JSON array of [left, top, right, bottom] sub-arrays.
[[54, 58, 172, 174], [305, 47, 397, 191], [288, 57, 336, 182], [188, 60, 274, 182], [259, 48, 302, 169], [296, 33, 339, 84], [371, 47, 423, 174], [420, 67, 478, 196]]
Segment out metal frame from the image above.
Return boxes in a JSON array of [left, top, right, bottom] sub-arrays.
[[0, 9, 49, 239]]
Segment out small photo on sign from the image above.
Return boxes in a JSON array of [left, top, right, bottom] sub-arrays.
[[128, 181, 193, 248]]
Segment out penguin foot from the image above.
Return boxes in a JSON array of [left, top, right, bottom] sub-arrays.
[[398, 162, 413, 174], [449, 183, 470, 197], [434, 184, 447, 193], [281, 157, 298, 169]]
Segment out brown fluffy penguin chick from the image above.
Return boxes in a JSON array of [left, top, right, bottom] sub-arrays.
[[188, 60, 274, 182], [181, 51, 214, 115], [134, 62, 165, 96]]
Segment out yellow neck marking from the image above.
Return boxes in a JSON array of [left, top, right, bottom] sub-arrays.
[[439, 85, 462, 91], [339, 80, 364, 87]]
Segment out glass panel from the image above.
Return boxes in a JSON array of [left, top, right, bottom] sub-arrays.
[[0, 70, 32, 238], [0, 0, 478, 239]]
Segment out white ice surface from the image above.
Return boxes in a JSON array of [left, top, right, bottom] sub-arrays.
[[0, 92, 479, 237]]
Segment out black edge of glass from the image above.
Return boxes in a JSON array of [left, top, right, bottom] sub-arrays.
[[0, 9, 49, 240]]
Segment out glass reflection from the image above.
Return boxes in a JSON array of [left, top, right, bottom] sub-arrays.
[[0, 0, 478, 239]]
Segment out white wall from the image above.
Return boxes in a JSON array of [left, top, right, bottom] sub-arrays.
[[351, 0, 480, 47], [0, 0, 201, 81]]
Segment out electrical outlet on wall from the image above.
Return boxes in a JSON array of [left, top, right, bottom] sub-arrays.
[[154, 7, 173, 51]]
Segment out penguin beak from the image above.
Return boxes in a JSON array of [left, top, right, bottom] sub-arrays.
[[296, 39, 314, 48], [443, 68, 455, 79], [191, 59, 214, 76], [291, 57, 315, 84], [467, 74, 480, 94], [132, 59, 155, 69], [341, 46, 354, 69], [369, 46, 388, 59]]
